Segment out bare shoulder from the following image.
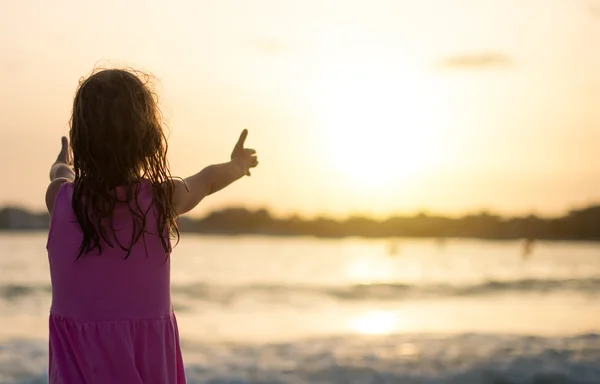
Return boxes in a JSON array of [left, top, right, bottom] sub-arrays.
[[45, 178, 71, 215]]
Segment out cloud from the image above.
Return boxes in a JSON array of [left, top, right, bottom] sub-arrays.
[[439, 53, 513, 70]]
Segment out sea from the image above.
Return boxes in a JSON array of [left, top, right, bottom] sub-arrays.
[[0, 232, 599, 383]]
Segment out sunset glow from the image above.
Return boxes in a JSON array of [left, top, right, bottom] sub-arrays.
[[1, 0, 599, 217]]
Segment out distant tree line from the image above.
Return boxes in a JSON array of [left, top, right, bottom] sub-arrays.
[[1, 205, 599, 241], [176, 205, 600, 241]]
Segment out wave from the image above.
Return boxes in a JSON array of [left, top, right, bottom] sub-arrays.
[[169, 277, 600, 303], [2, 277, 599, 304], [2, 333, 600, 383], [0, 284, 50, 300]]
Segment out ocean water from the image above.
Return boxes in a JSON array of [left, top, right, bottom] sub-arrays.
[[0, 233, 599, 383]]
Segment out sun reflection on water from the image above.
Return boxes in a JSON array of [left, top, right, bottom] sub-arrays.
[[344, 257, 395, 284], [349, 311, 398, 335]]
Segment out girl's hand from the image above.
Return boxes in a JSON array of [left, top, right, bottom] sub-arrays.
[[46, 137, 74, 213], [49, 137, 74, 181], [230, 129, 258, 176]]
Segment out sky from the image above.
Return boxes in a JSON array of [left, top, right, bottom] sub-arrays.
[[1, 0, 599, 218]]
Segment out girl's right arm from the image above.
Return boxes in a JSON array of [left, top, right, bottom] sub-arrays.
[[171, 130, 258, 216]]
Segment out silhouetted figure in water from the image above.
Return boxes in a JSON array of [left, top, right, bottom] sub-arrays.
[[436, 237, 446, 251], [522, 238, 535, 260], [387, 241, 400, 256]]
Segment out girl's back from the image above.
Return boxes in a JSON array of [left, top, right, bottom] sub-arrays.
[[47, 180, 185, 383]]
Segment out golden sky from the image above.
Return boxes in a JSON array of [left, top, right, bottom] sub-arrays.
[[1, 0, 599, 218]]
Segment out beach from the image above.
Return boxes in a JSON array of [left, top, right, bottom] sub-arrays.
[[0, 233, 599, 383]]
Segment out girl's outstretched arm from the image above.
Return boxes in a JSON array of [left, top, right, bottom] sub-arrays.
[[46, 137, 75, 214], [171, 129, 258, 216]]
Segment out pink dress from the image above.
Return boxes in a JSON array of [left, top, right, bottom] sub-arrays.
[[46, 181, 186, 383]]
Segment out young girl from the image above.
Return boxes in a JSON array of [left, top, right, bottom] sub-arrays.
[[45, 68, 258, 383]]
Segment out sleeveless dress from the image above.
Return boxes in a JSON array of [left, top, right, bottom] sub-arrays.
[[46, 181, 186, 383]]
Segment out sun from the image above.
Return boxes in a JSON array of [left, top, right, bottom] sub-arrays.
[[316, 62, 446, 190]]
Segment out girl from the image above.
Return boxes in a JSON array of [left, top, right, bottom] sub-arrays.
[[45, 68, 258, 383]]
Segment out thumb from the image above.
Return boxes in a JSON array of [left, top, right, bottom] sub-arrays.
[[57, 136, 69, 163], [234, 129, 248, 151]]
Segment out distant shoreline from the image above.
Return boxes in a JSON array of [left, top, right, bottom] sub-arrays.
[[1, 228, 599, 243], [2, 205, 598, 242]]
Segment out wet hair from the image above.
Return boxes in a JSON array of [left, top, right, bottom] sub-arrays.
[[69, 68, 178, 259]]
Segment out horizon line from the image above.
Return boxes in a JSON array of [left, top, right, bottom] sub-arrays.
[[2, 201, 599, 221]]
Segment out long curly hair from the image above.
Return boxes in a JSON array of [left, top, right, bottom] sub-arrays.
[[69, 68, 178, 259]]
